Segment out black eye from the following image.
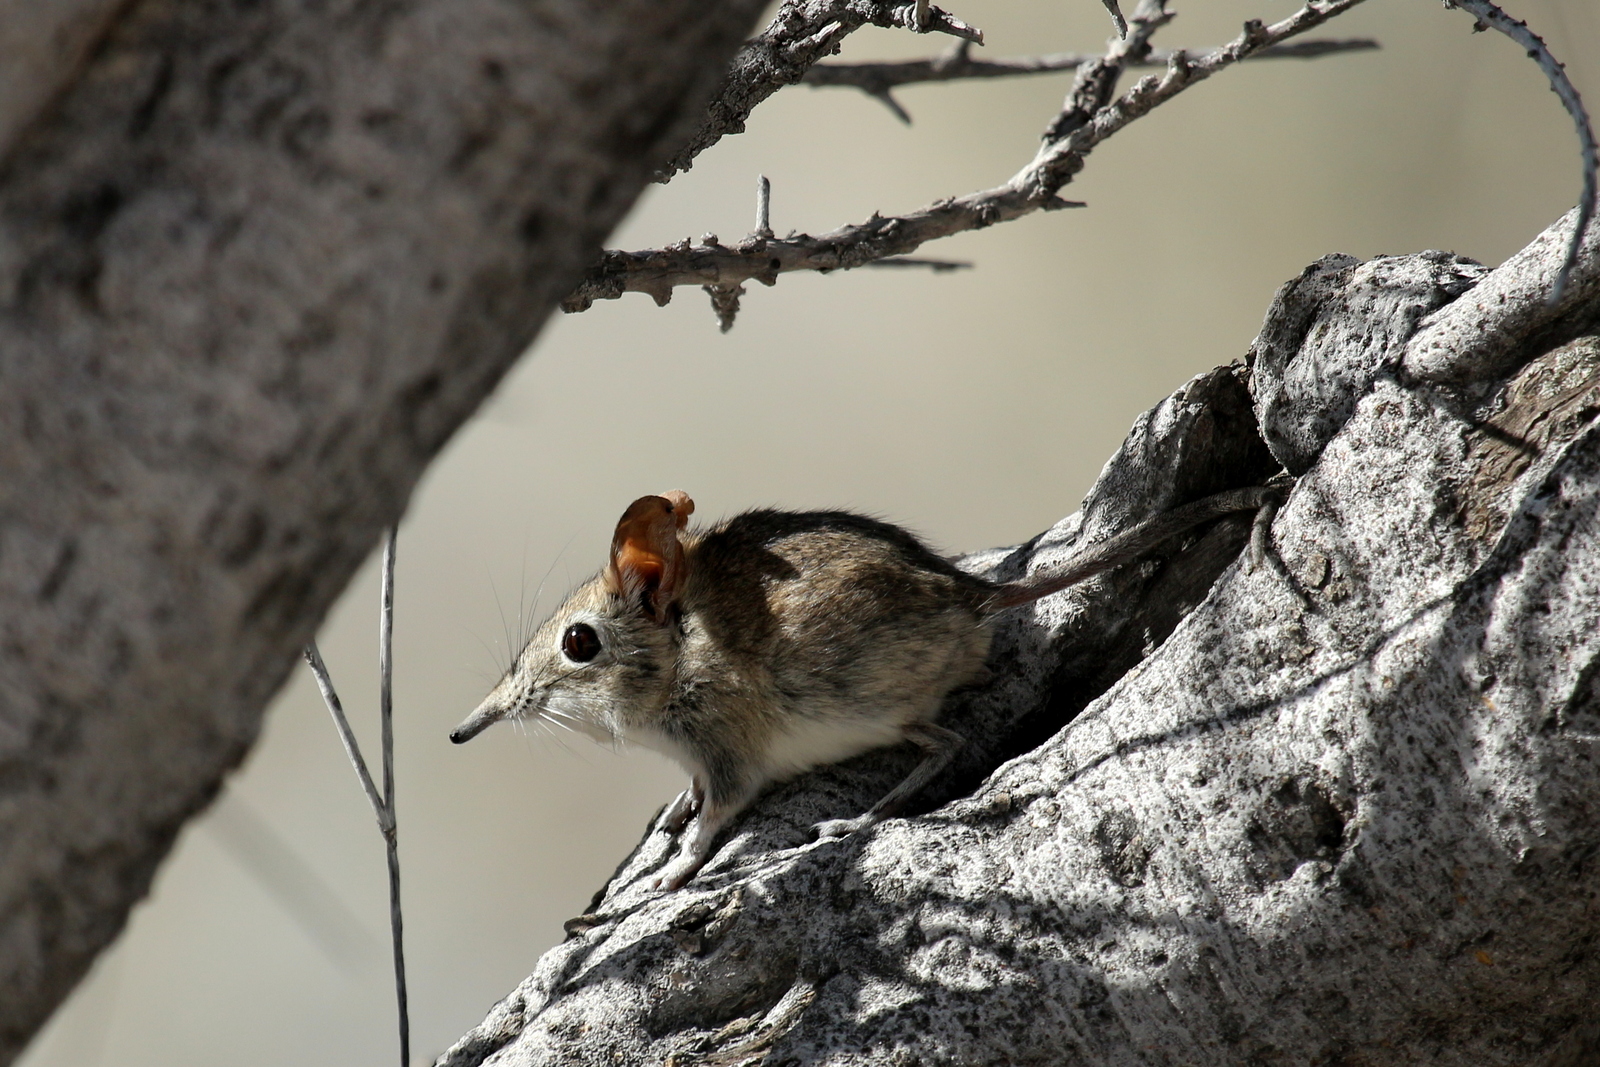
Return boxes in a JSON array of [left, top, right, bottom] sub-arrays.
[[561, 623, 601, 663]]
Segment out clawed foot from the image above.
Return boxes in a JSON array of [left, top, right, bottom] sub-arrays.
[[651, 844, 715, 891], [813, 814, 876, 840], [650, 863, 694, 892], [651, 794, 721, 891]]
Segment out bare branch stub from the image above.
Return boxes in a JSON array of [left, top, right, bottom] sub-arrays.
[[1101, 0, 1129, 39], [755, 174, 774, 238], [658, 0, 984, 181], [1443, 0, 1597, 303], [564, 0, 1372, 317]]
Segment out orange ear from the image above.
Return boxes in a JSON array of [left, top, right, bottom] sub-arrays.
[[605, 491, 694, 622]]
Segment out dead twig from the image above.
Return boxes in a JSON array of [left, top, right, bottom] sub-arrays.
[[802, 37, 1378, 124], [693, 181, 969, 330], [661, 0, 983, 180], [565, 0, 1370, 318], [1443, 0, 1597, 303], [1101, 0, 1129, 39], [303, 525, 409, 1067], [754, 174, 773, 239]]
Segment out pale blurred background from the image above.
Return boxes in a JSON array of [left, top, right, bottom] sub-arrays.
[[18, 0, 1594, 1063]]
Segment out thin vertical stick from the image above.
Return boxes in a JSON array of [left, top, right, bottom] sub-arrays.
[[378, 526, 409, 1067], [302, 524, 409, 1067]]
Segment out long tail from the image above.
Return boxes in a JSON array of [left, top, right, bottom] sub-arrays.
[[987, 484, 1284, 612]]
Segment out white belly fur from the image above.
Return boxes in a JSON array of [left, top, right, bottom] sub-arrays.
[[763, 715, 907, 780]]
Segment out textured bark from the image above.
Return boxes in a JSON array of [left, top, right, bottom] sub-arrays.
[[439, 208, 1600, 1066], [0, 0, 766, 1061]]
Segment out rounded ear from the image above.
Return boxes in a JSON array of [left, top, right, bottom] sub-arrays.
[[605, 491, 694, 622]]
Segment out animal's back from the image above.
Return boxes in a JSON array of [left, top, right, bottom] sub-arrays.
[[682, 510, 996, 742]]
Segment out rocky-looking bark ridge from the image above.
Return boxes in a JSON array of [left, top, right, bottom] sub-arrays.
[[438, 209, 1600, 1066]]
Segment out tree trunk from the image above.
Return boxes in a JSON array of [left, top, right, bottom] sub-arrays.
[[437, 208, 1600, 1066], [0, 1, 765, 1061]]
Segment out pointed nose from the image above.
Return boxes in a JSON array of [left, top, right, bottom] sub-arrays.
[[449, 699, 505, 744]]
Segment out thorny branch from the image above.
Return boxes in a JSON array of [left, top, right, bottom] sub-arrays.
[[802, 37, 1378, 125], [660, 0, 984, 181], [563, 0, 1373, 324], [1443, 0, 1597, 303]]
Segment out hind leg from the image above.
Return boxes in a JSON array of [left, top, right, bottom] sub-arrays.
[[813, 722, 965, 839]]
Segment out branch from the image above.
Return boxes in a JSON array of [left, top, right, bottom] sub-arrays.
[[801, 37, 1378, 124], [1443, 0, 1597, 304], [564, 0, 1371, 316], [0, 0, 773, 1055], [660, 0, 984, 180], [1100, 0, 1129, 39], [303, 643, 389, 831], [377, 528, 409, 1067], [303, 526, 410, 1067]]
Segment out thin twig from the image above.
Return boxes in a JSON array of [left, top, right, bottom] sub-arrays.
[[302, 525, 409, 1067], [1043, 0, 1174, 146], [802, 37, 1378, 123], [303, 642, 388, 830], [659, 0, 984, 180], [563, 0, 1370, 315], [378, 526, 409, 1067], [1101, 0, 1129, 39], [1444, 0, 1597, 303]]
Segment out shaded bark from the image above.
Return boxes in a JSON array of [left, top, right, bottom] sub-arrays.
[[0, 0, 766, 1061], [439, 209, 1600, 1066]]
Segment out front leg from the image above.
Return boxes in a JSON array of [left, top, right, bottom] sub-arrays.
[[651, 799, 736, 891], [651, 761, 760, 891]]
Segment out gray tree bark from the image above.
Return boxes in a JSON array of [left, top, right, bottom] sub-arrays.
[[0, 1, 767, 1062], [437, 208, 1600, 1066]]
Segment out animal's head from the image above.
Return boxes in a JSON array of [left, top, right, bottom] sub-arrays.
[[450, 491, 695, 746]]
